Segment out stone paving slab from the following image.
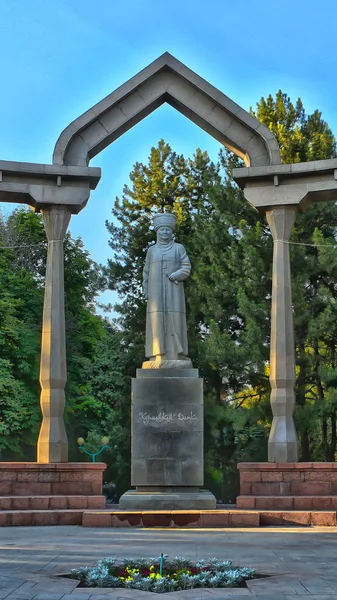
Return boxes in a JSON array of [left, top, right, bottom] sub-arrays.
[[1, 526, 337, 598]]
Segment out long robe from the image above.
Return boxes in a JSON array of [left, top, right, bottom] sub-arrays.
[[143, 241, 191, 359]]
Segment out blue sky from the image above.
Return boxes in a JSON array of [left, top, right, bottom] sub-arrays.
[[1, 0, 337, 307]]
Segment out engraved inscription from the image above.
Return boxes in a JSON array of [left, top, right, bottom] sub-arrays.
[[137, 411, 197, 426]]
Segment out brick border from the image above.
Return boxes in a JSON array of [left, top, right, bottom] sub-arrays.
[[0, 462, 106, 496], [237, 462, 337, 510]]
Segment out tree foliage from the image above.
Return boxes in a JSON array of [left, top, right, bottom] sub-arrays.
[[0, 207, 121, 461], [251, 90, 336, 163]]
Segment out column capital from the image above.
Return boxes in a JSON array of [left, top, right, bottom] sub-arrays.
[[41, 205, 71, 242], [266, 205, 297, 242]]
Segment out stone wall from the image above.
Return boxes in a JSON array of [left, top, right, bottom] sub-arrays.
[[237, 462, 337, 510], [0, 462, 105, 496]]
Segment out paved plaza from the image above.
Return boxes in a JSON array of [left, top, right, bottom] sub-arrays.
[[0, 526, 337, 599]]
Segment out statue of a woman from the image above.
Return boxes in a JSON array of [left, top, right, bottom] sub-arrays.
[[143, 213, 192, 368]]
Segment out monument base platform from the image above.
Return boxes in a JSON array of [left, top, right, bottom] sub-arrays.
[[119, 488, 216, 510]]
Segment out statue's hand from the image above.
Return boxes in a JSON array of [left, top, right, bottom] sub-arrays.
[[168, 274, 176, 282]]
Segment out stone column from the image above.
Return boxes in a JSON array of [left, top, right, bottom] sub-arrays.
[[265, 205, 298, 463], [37, 206, 71, 463]]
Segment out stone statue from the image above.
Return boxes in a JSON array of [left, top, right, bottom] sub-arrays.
[[142, 213, 192, 368]]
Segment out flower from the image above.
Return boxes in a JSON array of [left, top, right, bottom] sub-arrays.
[[71, 556, 256, 592], [150, 572, 162, 580]]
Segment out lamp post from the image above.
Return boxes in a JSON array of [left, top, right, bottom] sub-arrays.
[[77, 436, 109, 462]]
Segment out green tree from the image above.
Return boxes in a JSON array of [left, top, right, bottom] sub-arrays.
[[0, 214, 43, 456], [0, 207, 111, 460], [86, 326, 131, 495], [251, 90, 336, 163]]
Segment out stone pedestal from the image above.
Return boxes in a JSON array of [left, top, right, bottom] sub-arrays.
[[119, 369, 216, 510]]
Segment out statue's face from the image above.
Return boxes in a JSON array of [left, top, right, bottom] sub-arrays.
[[157, 226, 173, 243]]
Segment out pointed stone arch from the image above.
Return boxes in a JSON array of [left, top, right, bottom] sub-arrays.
[[53, 52, 281, 168]]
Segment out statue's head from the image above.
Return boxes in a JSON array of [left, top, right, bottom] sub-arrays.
[[153, 213, 176, 243]]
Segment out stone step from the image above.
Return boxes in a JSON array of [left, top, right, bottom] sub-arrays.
[[82, 509, 260, 527], [259, 510, 336, 526], [0, 495, 106, 510], [0, 509, 85, 526], [237, 495, 337, 510], [82, 508, 336, 527], [1, 507, 335, 527]]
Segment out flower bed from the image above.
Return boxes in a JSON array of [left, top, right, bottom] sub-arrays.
[[70, 555, 256, 593]]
